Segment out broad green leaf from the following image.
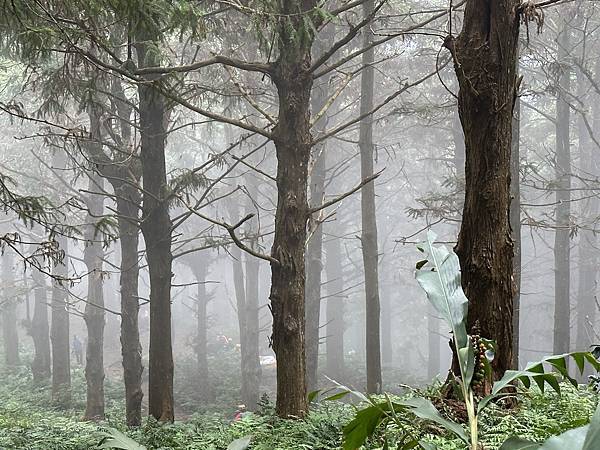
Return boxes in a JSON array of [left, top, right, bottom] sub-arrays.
[[398, 397, 468, 444], [479, 352, 600, 411], [322, 377, 369, 403], [459, 344, 475, 388], [582, 403, 600, 450], [502, 403, 600, 450], [498, 436, 542, 450], [308, 390, 320, 403], [324, 391, 352, 401], [539, 425, 588, 449], [419, 442, 438, 450], [343, 403, 386, 450], [227, 435, 252, 450], [499, 437, 541, 449], [98, 428, 147, 450], [415, 231, 471, 383]]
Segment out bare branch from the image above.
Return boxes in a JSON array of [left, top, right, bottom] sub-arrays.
[[309, 170, 383, 214]]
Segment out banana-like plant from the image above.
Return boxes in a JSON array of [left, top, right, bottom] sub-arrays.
[[338, 231, 600, 450]]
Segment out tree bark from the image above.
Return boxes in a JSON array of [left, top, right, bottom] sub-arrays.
[[269, 10, 315, 415], [31, 263, 51, 382], [117, 190, 144, 426], [553, 16, 572, 355], [90, 75, 143, 427], [136, 39, 174, 422], [359, 0, 382, 394], [83, 167, 106, 420], [2, 249, 19, 368], [447, 0, 519, 379]]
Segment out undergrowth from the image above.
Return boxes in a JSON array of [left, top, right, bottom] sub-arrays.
[[0, 366, 597, 449]]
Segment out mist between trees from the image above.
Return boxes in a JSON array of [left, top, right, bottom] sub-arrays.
[[0, 0, 596, 442]]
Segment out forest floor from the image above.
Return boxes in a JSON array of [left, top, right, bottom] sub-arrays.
[[0, 365, 597, 450]]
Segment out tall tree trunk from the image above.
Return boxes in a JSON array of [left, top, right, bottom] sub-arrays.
[[243, 175, 262, 410], [575, 59, 599, 354], [325, 222, 345, 381], [83, 169, 106, 420], [116, 189, 144, 426], [31, 263, 51, 381], [305, 31, 331, 391], [446, 0, 519, 379], [189, 258, 212, 402], [136, 40, 174, 422], [2, 249, 19, 367], [359, 0, 382, 394], [51, 233, 71, 407], [269, 16, 315, 416], [553, 17, 572, 355], [510, 93, 521, 370], [229, 221, 256, 408], [99, 75, 143, 427]]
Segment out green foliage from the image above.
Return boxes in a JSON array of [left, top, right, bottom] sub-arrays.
[[340, 232, 600, 450], [0, 362, 598, 450], [100, 428, 147, 450], [479, 353, 600, 411], [498, 401, 600, 450], [227, 435, 251, 450], [415, 231, 473, 387]]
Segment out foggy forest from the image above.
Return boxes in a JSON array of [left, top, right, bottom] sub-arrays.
[[1, 0, 600, 449]]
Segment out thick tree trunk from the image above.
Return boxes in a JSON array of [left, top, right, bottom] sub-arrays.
[[269, 28, 314, 417], [325, 222, 345, 381], [51, 233, 71, 407], [137, 39, 174, 422], [2, 250, 19, 367], [31, 265, 51, 381], [359, 0, 382, 394], [83, 171, 106, 421], [553, 18, 572, 355], [510, 94, 521, 369], [447, 0, 518, 379], [305, 32, 331, 391]]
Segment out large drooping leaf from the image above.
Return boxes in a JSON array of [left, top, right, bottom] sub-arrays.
[[478, 352, 600, 411], [582, 402, 600, 449], [399, 397, 468, 444], [415, 231, 473, 385], [498, 437, 543, 450], [98, 428, 147, 450], [342, 402, 390, 450], [227, 435, 252, 450], [498, 426, 588, 450], [341, 395, 468, 449]]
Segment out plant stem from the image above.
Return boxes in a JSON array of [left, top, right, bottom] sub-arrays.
[[463, 388, 478, 450]]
